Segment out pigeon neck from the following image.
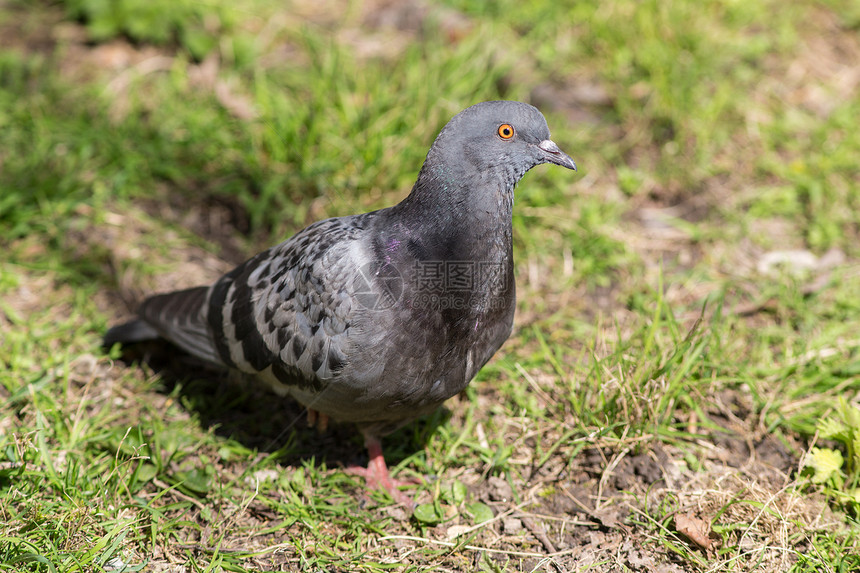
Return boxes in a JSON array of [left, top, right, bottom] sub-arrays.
[[398, 163, 515, 262]]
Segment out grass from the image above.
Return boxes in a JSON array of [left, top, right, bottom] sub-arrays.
[[2, 0, 860, 570]]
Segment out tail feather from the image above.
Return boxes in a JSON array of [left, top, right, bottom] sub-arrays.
[[138, 286, 223, 366], [104, 320, 160, 347], [105, 286, 224, 367]]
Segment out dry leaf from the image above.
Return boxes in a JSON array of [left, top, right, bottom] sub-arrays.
[[674, 511, 712, 551]]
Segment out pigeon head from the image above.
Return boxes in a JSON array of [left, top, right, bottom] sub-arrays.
[[392, 101, 577, 260], [409, 101, 576, 214], [425, 100, 575, 181]]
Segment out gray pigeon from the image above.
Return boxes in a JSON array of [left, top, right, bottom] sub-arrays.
[[105, 100, 576, 506]]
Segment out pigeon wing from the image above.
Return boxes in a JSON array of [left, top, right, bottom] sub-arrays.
[[200, 217, 365, 393]]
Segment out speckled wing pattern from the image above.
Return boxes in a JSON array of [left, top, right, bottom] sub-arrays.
[[139, 216, 368, 396]]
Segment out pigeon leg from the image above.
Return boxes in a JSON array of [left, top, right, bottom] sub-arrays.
[[306, 409, 329, 432], [346, 435, 416, 508]]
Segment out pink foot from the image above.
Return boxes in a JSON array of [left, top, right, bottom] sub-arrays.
[[345, 436, 418, 509]]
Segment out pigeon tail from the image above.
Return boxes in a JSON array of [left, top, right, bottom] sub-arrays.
[[104, 319, 160, 347], [137, 286, 222, 365]]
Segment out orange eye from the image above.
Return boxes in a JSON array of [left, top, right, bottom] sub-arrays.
[[498, 124, 515, 139]]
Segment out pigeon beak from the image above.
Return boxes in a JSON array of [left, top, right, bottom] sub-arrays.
[[537, 139, 577, 171]]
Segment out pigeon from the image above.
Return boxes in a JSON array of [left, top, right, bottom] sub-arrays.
[[105, 100, 577, 506]]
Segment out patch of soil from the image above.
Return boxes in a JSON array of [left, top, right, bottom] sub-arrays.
[[607, 444, 670, 491], [137, 191, 258, 266]]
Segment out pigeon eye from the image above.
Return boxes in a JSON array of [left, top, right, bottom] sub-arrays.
[[498, 124, 515, 140]]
